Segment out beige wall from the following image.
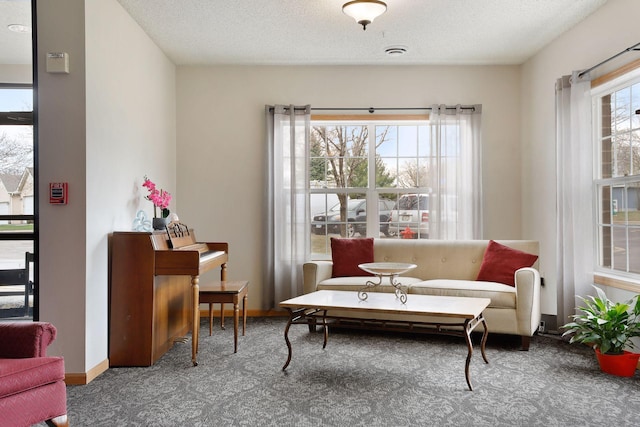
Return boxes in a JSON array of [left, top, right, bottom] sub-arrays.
[[0, 64, 31, 83], [176, 65, 522, 310], [521, 0, 640, 318], [37, 0, 176, 375]]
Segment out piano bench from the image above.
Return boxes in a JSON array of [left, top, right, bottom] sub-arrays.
[[199, 280, 249, 353]]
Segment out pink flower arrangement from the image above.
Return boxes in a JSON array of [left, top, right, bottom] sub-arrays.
[[142, 176, 172, 218]]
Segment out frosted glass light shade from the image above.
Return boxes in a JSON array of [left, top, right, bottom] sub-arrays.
[[342, 0, 387, 30]]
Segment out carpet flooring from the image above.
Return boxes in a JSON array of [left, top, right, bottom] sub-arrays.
[[48, 317, 640, 426]]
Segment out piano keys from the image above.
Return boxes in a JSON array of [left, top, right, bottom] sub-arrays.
[[109, 228, 228, 367]]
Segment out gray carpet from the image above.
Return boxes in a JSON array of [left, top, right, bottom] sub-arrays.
[[55, 317, 639, 426]]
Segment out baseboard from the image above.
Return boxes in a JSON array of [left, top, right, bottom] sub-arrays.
[[200, 308, 288, 318], [64, 357, 109, 385]]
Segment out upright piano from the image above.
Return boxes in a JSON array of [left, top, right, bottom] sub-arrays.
[[109, 225, 228, 367]]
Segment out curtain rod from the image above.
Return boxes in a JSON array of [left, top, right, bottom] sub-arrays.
[[269, 105, 477, 113], [578, 42, 640, 78]]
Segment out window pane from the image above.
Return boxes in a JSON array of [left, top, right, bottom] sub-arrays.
[[398, 126, 418, 157], [0, 240, 34, 319], [614, 87, 631, 133], [377, 157, 398, 188], [0, 89, 32, 112], [633, 130, 640, 176], [630, 226, 640, 274], [310, 125, 368, 189], [632, 83, 640, 129]]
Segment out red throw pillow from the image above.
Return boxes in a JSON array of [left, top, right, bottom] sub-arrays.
[[476, 240, 538, 287], [331, 238, 374, 278]]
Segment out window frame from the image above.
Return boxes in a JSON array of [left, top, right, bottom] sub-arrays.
[[592, 68, 640, 285], [308, 114, 476, 258]]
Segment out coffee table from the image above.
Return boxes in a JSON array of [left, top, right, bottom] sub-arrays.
[[280, 290, 490, 391]]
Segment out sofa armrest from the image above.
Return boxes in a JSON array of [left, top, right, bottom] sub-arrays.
[[514, 267, 542, 336], [0, 322, 57, 358], [303, 261, 333, 294]]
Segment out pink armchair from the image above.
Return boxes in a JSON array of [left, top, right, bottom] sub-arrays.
[[0, 322, 68, 427]]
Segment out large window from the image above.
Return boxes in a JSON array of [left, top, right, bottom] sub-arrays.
[[0, 85, 34, 319], [594, 78, 640, 277], [309, 113, 480, 257]]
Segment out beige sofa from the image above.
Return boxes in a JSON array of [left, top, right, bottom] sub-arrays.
[[303, 239, 541, 350]]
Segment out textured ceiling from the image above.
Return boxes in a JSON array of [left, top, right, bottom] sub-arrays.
[[115, 0, 608, 65], [1, 0, 609, 66]]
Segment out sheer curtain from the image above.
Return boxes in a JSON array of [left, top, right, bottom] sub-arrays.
[[555, 71, 594, 327], [264, 105, 311, 309], [428, 104, 483, 240]]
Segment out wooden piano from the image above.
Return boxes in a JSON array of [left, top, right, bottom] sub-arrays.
[[109, 223, 228, 367]]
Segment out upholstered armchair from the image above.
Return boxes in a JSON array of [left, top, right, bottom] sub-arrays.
[[0, 322, 68, 427]]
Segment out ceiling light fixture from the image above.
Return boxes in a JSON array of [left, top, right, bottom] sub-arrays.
[[342, 0, 387, 31], [385, 46, 408, 56], [7, 24, 31, 34]]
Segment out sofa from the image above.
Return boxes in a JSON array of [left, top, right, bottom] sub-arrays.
[[0, 322, 68, 427], [303, 239, 541, 350]]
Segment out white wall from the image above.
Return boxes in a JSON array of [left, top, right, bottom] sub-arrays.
[[176, 65, 522, 310], [521, 0, 640, 319], [38, 0, 176, 375], [84, 0, 176, 373], [37, 0, 88, 373]]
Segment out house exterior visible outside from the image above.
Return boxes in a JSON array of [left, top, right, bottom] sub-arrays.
[[0, 167, 34, 224]]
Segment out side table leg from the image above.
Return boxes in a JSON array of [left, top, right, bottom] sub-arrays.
[[464, 319, 474, 391], [242, 293, 247, 336], [480, 316, 489, 364], [233, 296, 239, 353], [282, 308, 294, 371], [220, 303, 226, 330], [191, 276, 200, 367], [322, 310, 328, 349]]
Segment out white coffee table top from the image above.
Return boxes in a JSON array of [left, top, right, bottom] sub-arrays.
[[280, 290, 490, 319], [358, 262, 417, 276]]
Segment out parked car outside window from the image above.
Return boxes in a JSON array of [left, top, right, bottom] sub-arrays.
[[311, 199, 395, 237], [389, 194, 430, 238]]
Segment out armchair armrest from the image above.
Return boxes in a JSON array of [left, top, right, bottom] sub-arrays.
[[303, 261, 333, 294], [0, 322, 57, 358], [514, 267, 542, 336]]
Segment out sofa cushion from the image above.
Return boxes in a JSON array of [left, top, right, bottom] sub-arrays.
[[318, 276, 424, 293], [408, 279, 517, 309], [331, 238, 374, 278], [475, 240, 538, 287], [0, 356, 65, 398]]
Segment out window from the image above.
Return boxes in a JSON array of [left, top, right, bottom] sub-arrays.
[[594, 78, 640, 277], [0, 84, 35, 319], [309, 111, 481, 257]]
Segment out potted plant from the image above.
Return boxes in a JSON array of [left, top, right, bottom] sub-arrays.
[[562, 285, 640, 377], [142, 176, 172, 230]]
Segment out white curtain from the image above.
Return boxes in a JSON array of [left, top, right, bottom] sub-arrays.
[[428, 104, 483, 240], [264, 105, 311, 309], [555, 71, 594, 328]]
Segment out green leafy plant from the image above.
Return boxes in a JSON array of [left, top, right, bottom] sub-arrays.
[[562, 286, 640, 355]]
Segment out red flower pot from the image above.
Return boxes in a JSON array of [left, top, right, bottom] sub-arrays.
[[595, 348, 640, 377]]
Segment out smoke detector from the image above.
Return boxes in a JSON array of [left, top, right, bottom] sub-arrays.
[[384, 45, 408, 57]]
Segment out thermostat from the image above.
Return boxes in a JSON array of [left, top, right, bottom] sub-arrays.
[[46, 52, 70, 74]]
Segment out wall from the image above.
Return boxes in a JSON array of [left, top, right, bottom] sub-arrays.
[[38, 0, 176, 377], [176, 65, 522, 310], [0, 64, 31, 83], [521, 0, 640, 321]]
